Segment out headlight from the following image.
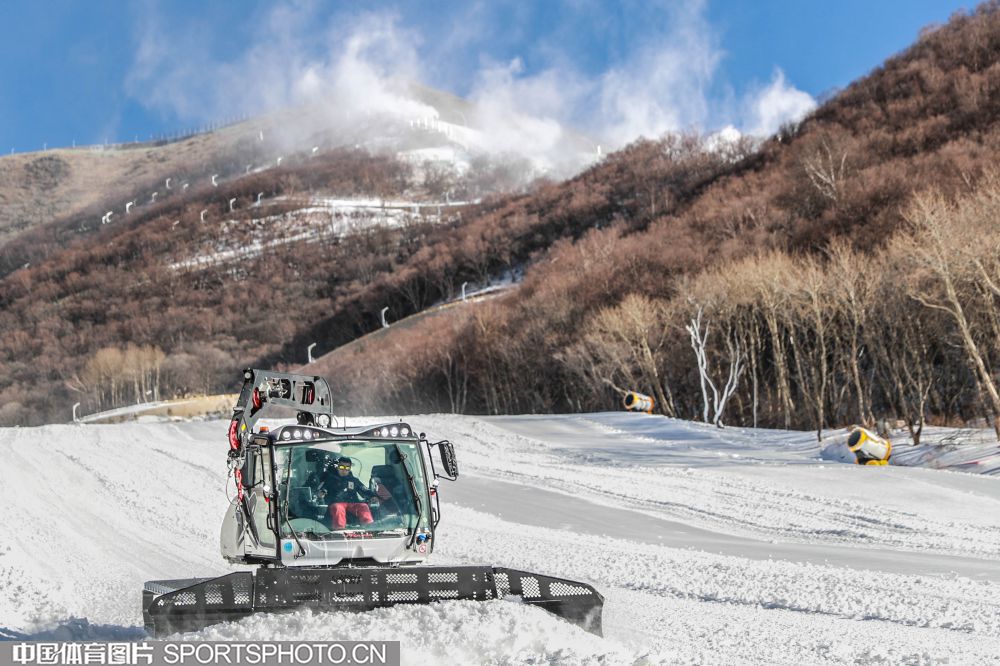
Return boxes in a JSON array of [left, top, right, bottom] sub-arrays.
[[400, 427, 410, 436], [390, 426, 399, 437], [281, 431, 291, 440], [316, 414, 331, 428], [292, 429, 302, 439]]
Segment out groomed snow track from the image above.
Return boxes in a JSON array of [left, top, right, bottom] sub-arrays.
[[2, 415, 1000, 663]]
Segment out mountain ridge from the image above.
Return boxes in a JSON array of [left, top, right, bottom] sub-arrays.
[[3, 5, 1000, 429]]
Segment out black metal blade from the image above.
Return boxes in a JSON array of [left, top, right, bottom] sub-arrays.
[[144, 565, 603, 638], [492, 567, 604, 636]]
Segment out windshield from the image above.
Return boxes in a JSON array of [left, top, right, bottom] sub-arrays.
[[273, 440, 429, 539]]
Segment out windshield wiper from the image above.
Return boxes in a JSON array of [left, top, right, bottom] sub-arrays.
[[279, 454, 306, 557], [394, 444, 423, 548]]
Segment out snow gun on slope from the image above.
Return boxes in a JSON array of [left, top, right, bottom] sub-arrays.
[[623, 391, 655, 414], [847, 426, 892, 466], [142, 369, 604, 637]]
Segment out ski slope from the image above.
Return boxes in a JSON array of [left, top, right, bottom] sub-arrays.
[[1, 414, 1000, 664]]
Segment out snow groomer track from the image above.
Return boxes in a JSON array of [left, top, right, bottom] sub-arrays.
[[2, 413, 1000, 664]]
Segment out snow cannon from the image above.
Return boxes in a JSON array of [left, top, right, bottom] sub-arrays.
[[142, 369, 604, 638], [847, 427, 892, 465], [623, 391, 654, 414]]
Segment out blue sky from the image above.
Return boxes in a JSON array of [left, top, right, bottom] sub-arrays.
[[0, 0, 977, 153]]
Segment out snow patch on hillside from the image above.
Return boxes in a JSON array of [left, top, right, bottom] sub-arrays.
[[168, 197, 465, 272]]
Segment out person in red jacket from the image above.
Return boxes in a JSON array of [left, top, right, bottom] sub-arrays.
[[316, 457, 377, 529]]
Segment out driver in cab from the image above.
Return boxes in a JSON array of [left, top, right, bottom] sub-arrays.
[[316, 457, 377, 529]]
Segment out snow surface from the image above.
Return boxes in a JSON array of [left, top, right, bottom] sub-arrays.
[[2, 414, 1000, 664]]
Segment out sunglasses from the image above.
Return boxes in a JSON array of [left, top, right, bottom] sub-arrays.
[[336, 464, 352, 470]]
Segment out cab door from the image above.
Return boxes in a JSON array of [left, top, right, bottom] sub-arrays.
[[242, 444, 279, 560]]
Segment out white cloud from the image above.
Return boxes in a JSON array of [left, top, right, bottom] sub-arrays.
[[453, 1, 726, 171], [127, 6, 437, 138], [597, 2, 721, 145], [125, 1, 816, 175], [744, 69, 817, 137], [465, 57, 591, 172]]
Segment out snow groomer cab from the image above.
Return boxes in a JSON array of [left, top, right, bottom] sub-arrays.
[[221, 369, 459, 567]]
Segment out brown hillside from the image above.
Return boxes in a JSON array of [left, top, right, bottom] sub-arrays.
[[0, 122, 276, 249], [3, 5, 1000, 431], [303, 4, 1000, 436]]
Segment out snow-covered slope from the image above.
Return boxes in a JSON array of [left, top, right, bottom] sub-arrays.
[[2, 415, 1000, 664]]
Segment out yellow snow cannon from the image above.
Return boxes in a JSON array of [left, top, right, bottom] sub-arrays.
[[623, 391, 655, 414], [847, 427, 892, 465]]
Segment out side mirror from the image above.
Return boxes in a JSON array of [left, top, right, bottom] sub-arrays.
[[436, 440, 459, 480]]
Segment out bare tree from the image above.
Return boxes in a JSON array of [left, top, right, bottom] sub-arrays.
[[792, 256, 835, 441], [573, 294, 678, 416], [686, 302, 745, 427], [801, 136, 850, 203], [826, 240, 876, 426], [897, 189, 1000, 438], [747, 252, 797, 428]]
